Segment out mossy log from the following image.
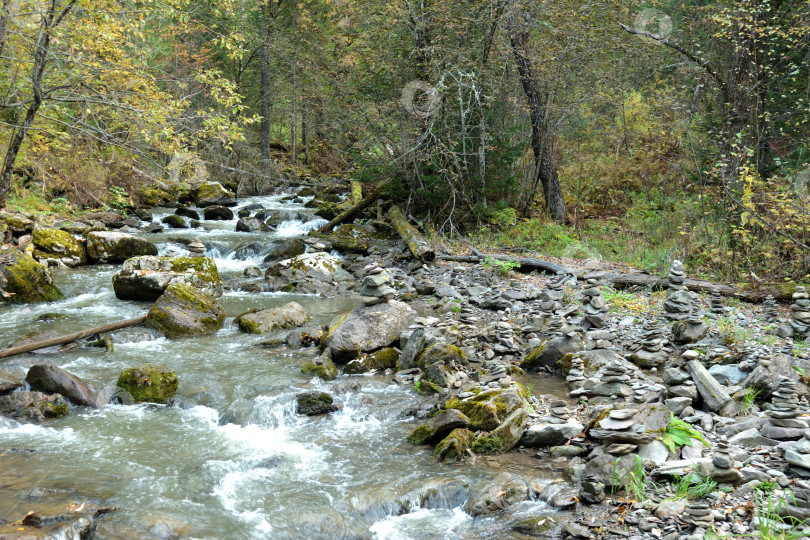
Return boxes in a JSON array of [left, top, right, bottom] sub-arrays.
[[438, 254, 569, 275], [316, 188, 380, 233], [388, 206, 435, 262], [605, 272, 802, 304], [0, 316, 147, 359]]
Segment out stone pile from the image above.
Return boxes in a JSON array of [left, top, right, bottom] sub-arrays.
[[762, 377, 807, 440], [710, 289, 725, 314], [791, 286, 810, 339], [673, 307, 709, 344], [712, 435, 732, 469], [630, 320, 668, 367], [188, 241, 206, 255], [494, 320, 519, 355], [782, 338, 795, 356], [785, 431, 810, 476], [459, 302, 478, 326], [587, 362, 634, 400], [540, 277, 566, 307], [682, 502, 714, 528], [566, 356, 586, 391], [545, 316, 564, 337], [594, 409, 639, 454], [581, 278, 607, 329], [763, 295, 778, 323], [359, 265, 396, 306], [547, 400, 570, 424], [663, 260, 694, 321]]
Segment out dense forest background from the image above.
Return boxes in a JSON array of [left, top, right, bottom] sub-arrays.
[[1, 0, 809, 282]]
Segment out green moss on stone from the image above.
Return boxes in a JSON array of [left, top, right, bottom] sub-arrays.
[[301, 358, 338, 381], [117, 364, 178, 404], [44, 401, 69, 418], [471, 433, 504, 455], [32, 229, 86, 264], [434, 428, 475, 461], [415, 379, 441, 395], [407, 424, 433, 445], [0, 247, 64, 304]]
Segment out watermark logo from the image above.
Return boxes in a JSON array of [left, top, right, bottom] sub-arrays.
[[794, 166, 810, 200], [561, 240, 602, 261], [94, 385, 135, 422], [401, 80, 441, 118], [634, 8, 673, 41], [167, 152, 208, 186]]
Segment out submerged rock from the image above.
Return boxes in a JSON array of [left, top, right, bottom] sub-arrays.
[[117, 365, 178, 404], [464, 472, 531, 516], [295, 391, 335, 416], [301, 356, 338, 381], [85, 231, 158, 263], [113, 255, 222, 301], [0, 246, 63, 304], [145, 282, 225, 338], [235, 302, 309, 334]]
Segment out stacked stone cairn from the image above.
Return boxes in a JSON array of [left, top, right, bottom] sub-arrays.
[[188, 241, 206, 255], [580, 474, 606, 505], [545, 315, 565, 337], [494, 319, 519, 355], [540, 277, 566, 308], [673, 306, 709, 344], [547, 399, 571, 424], [630, 320, 668, 367], [782, 338, 795, 357], [712, 435, 732, 469], [682, 502, 714, 528], [762, 377, 806, 440], [663, 260, 695, 321], [710, 288, 726, 314], [594, 409, 639, 454], [581, 278, 607, 329], [738, 344, 759, 372], [592, 362, 633, 400], [360, 265, 396, 306], [566, 356, 586, 392], [785, 431, 810, 476], [763, 295, 778, 323], [790, 286, 810, 339]]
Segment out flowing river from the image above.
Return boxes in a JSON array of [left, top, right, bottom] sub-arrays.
[[0, 192, 560, 539]]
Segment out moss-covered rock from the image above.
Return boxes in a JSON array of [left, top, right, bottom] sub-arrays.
[[116, 365, 178, 404], [343, 348, 400, 374], [415, 379, 442, 395], [0, 246, 64, 304], [415, 343, 466, 370], [113, 255, 222, 301], [32, 228, 86, 266], [520, 335, 584, 371], [145, 282, 225, 338], [0, 391, 69, 422], [161, 214, 189, 229], [235, 302, 309, 334], [295, 391, 334, 416], [193, 181, 236, 208], [0, 210, 34, 235], [136, 185, 176, 207], [323, 301, 417, 362], [470, 408, 528, 455], [443, 385, 526, 431], [86, 231, 158, 263], [434, 428, 475, 461], [302, 356, 338, 381], [407, 409, 470, 445]]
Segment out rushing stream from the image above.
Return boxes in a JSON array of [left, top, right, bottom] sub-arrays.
[[0, 192, 561, 539]]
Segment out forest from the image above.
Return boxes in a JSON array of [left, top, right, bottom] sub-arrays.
[[1, 0, 810, 279]]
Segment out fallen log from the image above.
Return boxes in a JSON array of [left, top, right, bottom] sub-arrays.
[[604, 272, 801, 304], [0, 315, 147, 359], [439, 253, 570, 275], [388, 206, 435, 262], [316, 188, 380, 234]]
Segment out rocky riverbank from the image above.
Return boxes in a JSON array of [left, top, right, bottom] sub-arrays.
[[2, 182, 810, 538]]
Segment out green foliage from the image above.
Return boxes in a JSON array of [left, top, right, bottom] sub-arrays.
[[669, 472, 718, 500], [483, 256, 520, 276], [611, 455, 648, 501], [741, 388, 761, 416], [660, 414, 709, 454]]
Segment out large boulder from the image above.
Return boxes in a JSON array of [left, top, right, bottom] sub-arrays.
[[414, 343, 466, 371], [464, 473, 531, 516], [0, 391, 68, 421], [263, 238, 306, 263], [443, 385, 527, 431], [521, 335, 585, 371], [26, 363, 99, 407], [145, 282, 225, 338], [472, 408, 529, 455], [323, 300, 417, 362], [519, 420, 585, 448], [113, 256, 222, 301], [236, 217, 270, 232], [408, 409, 471, 445], [193, 181, 237, 207], [0, 210, 34, 235], [434, 428, 475, 461], [343, 348, 400, 374], [265, 252, 353, 294], [203, 205, 234, 221], [117, 365, 178, 404], [235, 302, 309, 334], [0, 246, 63, 304], [32, 228, 86, 266], [743, 352, 810, 399], [85, 231, 158, 263]]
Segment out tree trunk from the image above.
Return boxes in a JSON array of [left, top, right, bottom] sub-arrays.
[[259, 1, 279, 170], [0, 0, 11, 60], [506, 12, 566, 223]]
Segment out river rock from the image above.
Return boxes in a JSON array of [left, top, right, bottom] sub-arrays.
[[31, 228, 87, 267], [85, 231, 158, 263], [687, 359, 732, 412], [344, 348, 400, 374], [145, 282, 226, 338], [414, 343, 466, 371], [397, 328, 426, 371], [521, 334, 585, 370], [26, 363, 99, 407], [266, 252, 353, 294], [236, 216, 270, 232], [117, 365, 178, 404], [0, 246, 63, 304], [472, 408, 529, 455], [235, 302, 309, 334], [162, 214, 188, 229], [203, 205, 234, 221], [301, 356, 338, 381], [323, 300, 416, 362], [193, 181, 237, 207], [407, 409, 471, 445], [0, 390, 69, 421], [464, 473, 531, 516], [434, 428, 475, 461], [113, 255, 222, 301], [742, 351, 808, 400], [295, 391, 335, 416], [175, 207, 200, 220]]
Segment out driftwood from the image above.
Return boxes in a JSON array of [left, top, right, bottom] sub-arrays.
[[0, 315, 147, 359], [388, 206, 435, 262], [604, 272, 798, 304], [439, 253, 570, 275], [316, 188, 381, 234]]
